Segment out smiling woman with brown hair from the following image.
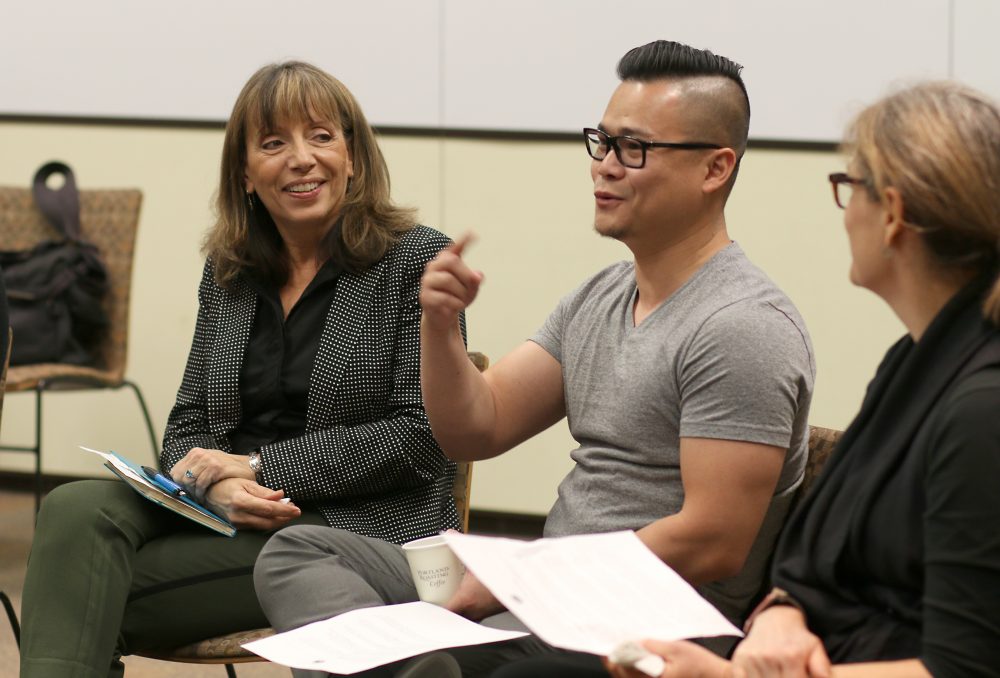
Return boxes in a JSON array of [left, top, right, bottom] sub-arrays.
[[207, 61, 417, 287], [18, 61, 461, 678]]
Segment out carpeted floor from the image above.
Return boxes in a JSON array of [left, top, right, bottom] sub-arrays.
[[0, 488, 290, 678]]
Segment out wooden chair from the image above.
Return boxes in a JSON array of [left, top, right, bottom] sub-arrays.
[[0, 185, 156, 514], [137, 351, 489, 676], [735, 424, 845, 624], [801, 425, 843, 503]]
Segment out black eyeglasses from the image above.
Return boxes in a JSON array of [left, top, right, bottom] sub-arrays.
[[828, 172, 872, 209], [583, 127, 722, 169]]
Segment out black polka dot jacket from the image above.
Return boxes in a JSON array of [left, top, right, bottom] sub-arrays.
[[161, 225, 463, 544]]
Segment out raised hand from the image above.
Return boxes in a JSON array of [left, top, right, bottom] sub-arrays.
[[419, 233, 484, 331]]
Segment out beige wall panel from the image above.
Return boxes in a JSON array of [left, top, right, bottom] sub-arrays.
[[378, 136, 444, 230]]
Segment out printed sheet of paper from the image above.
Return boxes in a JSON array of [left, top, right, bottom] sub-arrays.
[[443, 530, 743, 657], [243, 601, 528, 673]]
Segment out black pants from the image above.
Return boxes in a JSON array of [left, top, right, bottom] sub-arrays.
[[19, 479, 325, 678], [490, 654, 607, 677]]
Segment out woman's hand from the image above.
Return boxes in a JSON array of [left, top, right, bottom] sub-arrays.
[[170, 447, 255, 501], [603, 639, 731, 678], [203, 477, 301, 531], [730, 606, 831, 678], [444, 570, 506, 621]]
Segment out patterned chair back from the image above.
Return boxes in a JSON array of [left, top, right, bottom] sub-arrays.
[[0, 186, 142, 380], [801, 425, 843, 502]]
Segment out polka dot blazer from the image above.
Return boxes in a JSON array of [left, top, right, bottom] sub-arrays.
[[161, 225, 462, 544]]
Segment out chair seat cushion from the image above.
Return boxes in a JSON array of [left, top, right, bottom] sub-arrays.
[[5, 363, 121, 392], [137, 627, 275, 663]]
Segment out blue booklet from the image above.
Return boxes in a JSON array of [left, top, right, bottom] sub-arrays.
[[82, 446, 235, 537]]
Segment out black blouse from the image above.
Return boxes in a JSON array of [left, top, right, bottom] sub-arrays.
[[231, 261, 341, 456], [772, 278, 1000, 677]]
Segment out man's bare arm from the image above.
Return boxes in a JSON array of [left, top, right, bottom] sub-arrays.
[[420, 236, 565, 461], [637, 437, 786, 584]]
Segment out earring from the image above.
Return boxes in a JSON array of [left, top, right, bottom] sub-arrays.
[[246, 192, 255, 213]]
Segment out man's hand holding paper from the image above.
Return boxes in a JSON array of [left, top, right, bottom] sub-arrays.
[[445, 569, 506, 622]]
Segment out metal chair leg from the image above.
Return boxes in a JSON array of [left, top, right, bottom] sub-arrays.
[[1, 590, 20, 647], [23, 379, 158, 519], [33, 384, 43, 518], [0, 384, 46, 517], [121, 379, 158, 463]]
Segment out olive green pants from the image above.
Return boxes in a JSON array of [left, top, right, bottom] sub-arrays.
[[19, 479, 325, 678]]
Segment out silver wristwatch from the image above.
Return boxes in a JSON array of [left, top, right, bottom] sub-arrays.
[[248, 450, 263, 483]]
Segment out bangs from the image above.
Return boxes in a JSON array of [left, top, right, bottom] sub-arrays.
[[246, 65, 345, 135]]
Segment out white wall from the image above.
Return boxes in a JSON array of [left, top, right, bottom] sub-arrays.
[[4, 1, 998, 142], [0, 119, 903, 514]]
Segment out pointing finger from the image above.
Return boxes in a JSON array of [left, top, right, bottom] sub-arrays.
[[448, 232, 476, 257]]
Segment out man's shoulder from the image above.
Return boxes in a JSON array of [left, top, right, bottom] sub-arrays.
[[671, 246, 813, 371], [533, 260, 633, 354], [562, 260, 634, 306], [695, 243, 786, 297], [692, 245, 806, 328]]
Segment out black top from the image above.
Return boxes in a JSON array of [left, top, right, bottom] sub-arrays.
[[772, 277, 1000, 677], [231, 261, 341, 456]]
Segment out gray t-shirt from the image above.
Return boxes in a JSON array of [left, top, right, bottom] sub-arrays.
[[532, 242, 815, 625]]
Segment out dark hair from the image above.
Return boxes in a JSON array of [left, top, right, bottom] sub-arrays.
[[617, 40, 749, 105], [617, 40, 751, 188], [206, 61, 414, 287]]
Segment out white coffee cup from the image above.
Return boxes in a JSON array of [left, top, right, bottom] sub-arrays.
[[402, 534, 466, 606]]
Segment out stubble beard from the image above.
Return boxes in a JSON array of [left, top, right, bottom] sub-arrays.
[[593, 215, 628, 242]]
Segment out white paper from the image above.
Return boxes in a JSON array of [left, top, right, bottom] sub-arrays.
[[243, 601, 528, 673], [443, 530, 743, 657], [80, 445, 152, 486]]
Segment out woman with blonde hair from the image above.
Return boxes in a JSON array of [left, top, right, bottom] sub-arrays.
[[728, 81, 1000, 678], [514, 81, 1000, 678], [19, 61, 460, 677]]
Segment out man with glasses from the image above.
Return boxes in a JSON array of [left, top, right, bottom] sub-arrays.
[[255, 40, 814, 678]]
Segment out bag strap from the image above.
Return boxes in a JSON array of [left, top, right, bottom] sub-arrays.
[[32, 161, 82, 242]]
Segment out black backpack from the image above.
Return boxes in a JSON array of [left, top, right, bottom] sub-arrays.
[[0, 162, 109, 366]]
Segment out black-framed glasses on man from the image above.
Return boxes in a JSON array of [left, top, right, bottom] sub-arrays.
[[583, 127, 722, 169], [828, 172, 872, 209]]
